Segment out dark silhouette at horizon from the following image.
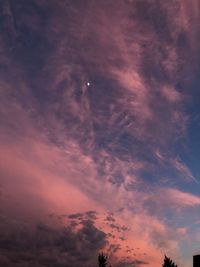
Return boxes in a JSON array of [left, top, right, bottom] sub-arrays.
[[98, 253, 200, 267], [193, 255, 200, 267], [98, 253, 110, 267], [162, 255, 177, 267]]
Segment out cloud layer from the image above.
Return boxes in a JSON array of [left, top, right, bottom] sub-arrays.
[[1, 1, 200, 267]]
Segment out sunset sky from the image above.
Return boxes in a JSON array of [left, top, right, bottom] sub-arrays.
[[1, 1, 200, 267]]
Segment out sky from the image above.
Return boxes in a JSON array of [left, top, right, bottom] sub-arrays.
[[0, 1, 200, 267]]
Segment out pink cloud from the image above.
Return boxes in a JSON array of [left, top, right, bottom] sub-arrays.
[[165, 188, 200, 207], [173, 158, 197, 182], [1, 1, 200, 267]]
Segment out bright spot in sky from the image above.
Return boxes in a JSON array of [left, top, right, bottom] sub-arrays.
[[87, 82, 91, 86]]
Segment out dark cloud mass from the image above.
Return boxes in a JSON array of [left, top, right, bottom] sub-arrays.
[[0, 211, 145, 267], [0, 213, 107, 267], [0, 0, 200, 267]]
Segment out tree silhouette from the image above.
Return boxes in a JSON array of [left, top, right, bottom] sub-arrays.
[[162, 255, 178, 267], [98, 252, 110, 267]]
